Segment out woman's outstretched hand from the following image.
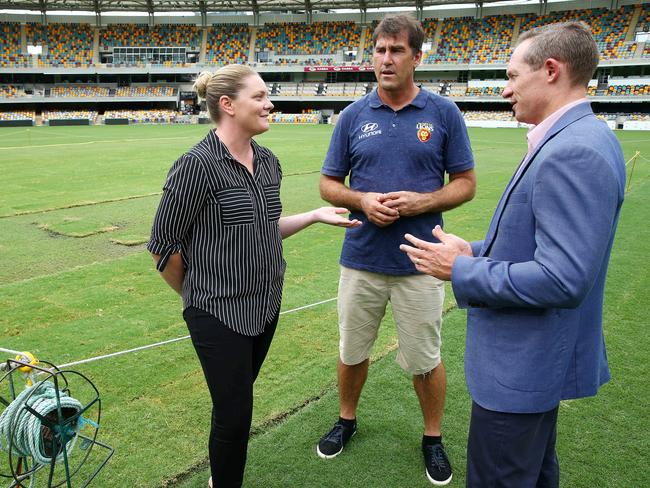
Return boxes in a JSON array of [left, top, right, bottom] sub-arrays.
[[312, 207, 362, 228]]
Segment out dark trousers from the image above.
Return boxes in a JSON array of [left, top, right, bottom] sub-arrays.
[[183, 307, 279, 488], [467, 401, 560, 488]]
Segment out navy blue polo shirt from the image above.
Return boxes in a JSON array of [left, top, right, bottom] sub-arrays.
[[322, 88, 474, 275]]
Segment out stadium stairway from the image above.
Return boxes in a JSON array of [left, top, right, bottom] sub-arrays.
[[357, 25, 368, 63], [248, 28, 257, 64], [93, 28, 100, 64], [626, 6, 643, 42], [431, 21, 442, 55], [512, 16, 522, 44], [628, 5, 648, 58], [200, 28, 207, 64], [20, 24, 26, 54]]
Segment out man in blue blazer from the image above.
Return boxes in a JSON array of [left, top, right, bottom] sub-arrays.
[[400, 22, 626, 487]]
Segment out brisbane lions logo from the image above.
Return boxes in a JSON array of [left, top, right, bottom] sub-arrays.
[[416, 122, 434, 142]]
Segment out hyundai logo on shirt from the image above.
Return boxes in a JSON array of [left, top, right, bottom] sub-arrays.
[[359, 122, 381, 139]]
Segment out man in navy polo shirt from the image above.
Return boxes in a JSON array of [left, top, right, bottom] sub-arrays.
[[315, 14, 476, 486]]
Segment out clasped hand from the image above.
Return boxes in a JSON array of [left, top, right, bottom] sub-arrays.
[[360, 191, 425, 227]]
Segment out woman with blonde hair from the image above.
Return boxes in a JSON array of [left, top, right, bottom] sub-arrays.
[[148, 64, 360, 487]]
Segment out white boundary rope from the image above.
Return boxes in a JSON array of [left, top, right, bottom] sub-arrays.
[[0, 347, 25, 357], [55, 297, 337, 369], [625, 152, 641, 166], [636, 153, 650, 163]]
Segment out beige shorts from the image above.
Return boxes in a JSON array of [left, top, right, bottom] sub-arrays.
[[337, 265, 445, 375]]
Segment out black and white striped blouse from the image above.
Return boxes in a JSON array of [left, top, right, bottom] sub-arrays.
[[148, 129, 285, 336]]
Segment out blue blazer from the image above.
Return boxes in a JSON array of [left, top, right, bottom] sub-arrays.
[[452, 103, 626, 413]]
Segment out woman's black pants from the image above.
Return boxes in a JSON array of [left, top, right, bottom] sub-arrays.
[[183, 307, 279, 488]]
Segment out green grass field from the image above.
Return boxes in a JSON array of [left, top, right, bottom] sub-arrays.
[[0, 124, 648, 488]]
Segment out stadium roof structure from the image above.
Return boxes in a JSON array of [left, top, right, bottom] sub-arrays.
[[0, 0, 524, 15]]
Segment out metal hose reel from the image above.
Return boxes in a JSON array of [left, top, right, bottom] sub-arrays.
[[0, 350, 113, 487]]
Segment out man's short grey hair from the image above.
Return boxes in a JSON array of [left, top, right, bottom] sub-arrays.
[[517, 21, 599, 88]]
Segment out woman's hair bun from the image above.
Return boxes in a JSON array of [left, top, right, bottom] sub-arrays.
[[193, 71, 213, 99]]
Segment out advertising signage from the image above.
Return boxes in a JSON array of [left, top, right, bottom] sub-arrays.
[[303, 65, 374, 72]]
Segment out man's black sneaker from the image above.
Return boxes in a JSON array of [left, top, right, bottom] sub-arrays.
[[316, 420, 357, 459], [423, 442, 453, 485]]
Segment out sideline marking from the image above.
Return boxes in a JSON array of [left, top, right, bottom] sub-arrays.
[[0, 192, 162, 219], [1, 171, 320, 219], [0, 128, 32, 138], [0, 135, 196, 150], [57, 297, 337, 369]]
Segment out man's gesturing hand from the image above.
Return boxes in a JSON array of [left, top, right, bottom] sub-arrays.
[[400, 225, 472, 280]]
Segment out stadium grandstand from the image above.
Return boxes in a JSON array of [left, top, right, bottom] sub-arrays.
[[0, 0, 648, 129]]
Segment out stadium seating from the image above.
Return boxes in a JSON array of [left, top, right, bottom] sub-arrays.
[[100, 24, 201, 50], [638, 5, 650, 58], [418, 19, 438, 64], [595, 113, 617, 122], [0, 111, 35, 121], [469, 15, 515, 64], [49, 85, 110, 97], [322, 82, 364, 96], [463, 110, 515, 121], [206, 24, 250, 65], [0, 23, 31, 67], [1, 6, 648, 71], [637, 4, 650, 32], [519, 5, 637, 60], [268, 113, 320, 123], [424, 15, 514, 64], [255, 21, 361, 56], [465, 86, 504, 97], [340, 83, 366, 97], [277, 83, 302, 96], [264, 82, 370, 97], [362, 20, 379, 63], [25, 22, 93, 67], [28, 85, 176, 98], [428, 17, 474, 64], [103, 109, 178, 123], [0, 7, 648, 130], [114, 86, 175, 97], [446, 83, 468, 97], [273, 57, 335, 66], [0, 85, 24, 97], [419, 81, 444, 95], [606, 83, 650, 96], [43, 110, 97, 120]]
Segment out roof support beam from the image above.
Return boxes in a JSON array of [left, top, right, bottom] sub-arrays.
[[39, 0, 47, 24], [94, 0, 101, 25], [0, 0, 546, 16], [539, 0, 548, 16], [199, 0, 207, 27], [147, 0, 154, 26], [304, 0, 311, 22]]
